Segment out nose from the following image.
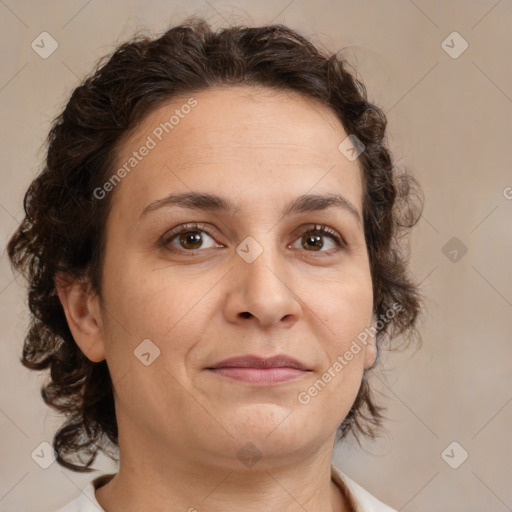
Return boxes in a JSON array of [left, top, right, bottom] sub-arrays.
[[223, 240, 302, 329]]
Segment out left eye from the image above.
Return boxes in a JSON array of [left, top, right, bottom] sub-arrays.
[[289, 225, 343, 252]]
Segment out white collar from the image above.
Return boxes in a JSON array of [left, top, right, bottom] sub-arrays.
[[331, 464, 397, 511]]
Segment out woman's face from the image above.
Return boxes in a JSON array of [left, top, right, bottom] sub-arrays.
[[93, 85, 375, 469]]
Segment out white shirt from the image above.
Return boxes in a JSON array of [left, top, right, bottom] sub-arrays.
[[55, 464, 396, 512]]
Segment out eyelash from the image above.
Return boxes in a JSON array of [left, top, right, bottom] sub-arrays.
[[160, 222, 347, 255]]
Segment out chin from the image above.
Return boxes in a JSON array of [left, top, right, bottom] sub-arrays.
[[227, 405, 318, 448]]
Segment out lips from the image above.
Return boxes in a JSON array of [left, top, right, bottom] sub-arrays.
[[207, 355, 310, 371], [206, 355, 311, 385]]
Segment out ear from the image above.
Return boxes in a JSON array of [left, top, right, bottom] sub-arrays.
[[55, 273, 106, 363], [363, 314, 377, 370]]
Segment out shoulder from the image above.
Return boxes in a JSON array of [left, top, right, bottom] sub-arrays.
[[331, 464, 397, 512], [54, 474, 113, 512]]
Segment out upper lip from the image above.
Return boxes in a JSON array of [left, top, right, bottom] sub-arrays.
[[207, 355, 310, 371]]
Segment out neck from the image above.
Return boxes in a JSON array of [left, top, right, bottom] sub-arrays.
[[95, 434, 349, 512]]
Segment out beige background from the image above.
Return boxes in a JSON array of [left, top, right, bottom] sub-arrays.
[[1, 1, 511, 510]]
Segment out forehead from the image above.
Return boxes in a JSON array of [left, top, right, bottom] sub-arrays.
[[110, 85, 364, 217]]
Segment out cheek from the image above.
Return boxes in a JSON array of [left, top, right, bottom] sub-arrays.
[[305, 275, 373, 410], [313, 274, 373, 347], [299, 283, 371, 415], [101, 256, 220, 362]]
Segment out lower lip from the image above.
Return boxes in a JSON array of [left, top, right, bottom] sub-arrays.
[[208, 367, 309, 384]]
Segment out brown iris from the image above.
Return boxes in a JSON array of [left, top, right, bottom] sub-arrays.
[[302, 232, 323, 251], [178, 231, 203, 250]]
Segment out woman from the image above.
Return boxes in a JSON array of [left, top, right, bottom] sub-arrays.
[[8, 17, 422, 512]]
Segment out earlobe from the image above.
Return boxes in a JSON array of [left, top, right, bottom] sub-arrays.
[[55, 274, 106, 363], [363, 314, 378, 370]]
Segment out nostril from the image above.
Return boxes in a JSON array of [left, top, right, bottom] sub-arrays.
[[240, 312, 252, 319]]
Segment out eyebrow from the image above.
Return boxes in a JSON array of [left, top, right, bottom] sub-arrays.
[[140, 191, 362, 225]]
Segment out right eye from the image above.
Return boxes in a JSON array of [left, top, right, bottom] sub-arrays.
[[161, 223, 224, 253]]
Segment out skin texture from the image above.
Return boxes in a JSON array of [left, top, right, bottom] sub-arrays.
[[57, 85, 377, 512]]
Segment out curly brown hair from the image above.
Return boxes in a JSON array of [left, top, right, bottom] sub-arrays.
[[7, 16, 423, 472]]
